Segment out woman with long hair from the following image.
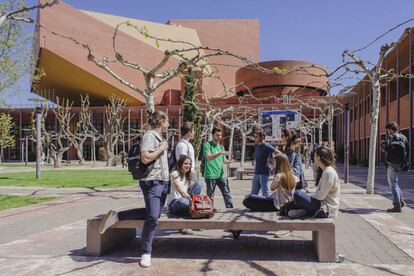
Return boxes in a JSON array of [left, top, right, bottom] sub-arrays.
[[167, 155, 202, 217], [278, 129, 306, 189], [243, 153, 298, 212], [288, 146, 340, 219]]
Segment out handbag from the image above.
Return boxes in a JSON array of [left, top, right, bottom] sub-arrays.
[[189, 194, 215, 219]]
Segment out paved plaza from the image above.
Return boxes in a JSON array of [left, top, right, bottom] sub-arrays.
[[0, 164, 413, 275]]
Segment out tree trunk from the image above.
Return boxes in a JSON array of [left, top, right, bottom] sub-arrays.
[[240, 132, 246, 168], [0, 145, 3, 163], [228, 126, 235, 159], [106, 143, 113, 167], [76, 147, 85, 165], [318, 123, 323, 146], [328, 107, 333, 148], [146, 93, 155, 115], [366, 78, 381, 194]]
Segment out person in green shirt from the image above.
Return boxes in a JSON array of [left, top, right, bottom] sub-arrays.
[[203, 127, 235, 208]]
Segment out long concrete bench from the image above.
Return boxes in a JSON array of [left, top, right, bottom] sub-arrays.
[[234, 168, 254, 180], [86, 209, 336, 262]]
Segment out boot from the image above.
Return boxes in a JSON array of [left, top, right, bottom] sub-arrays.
[[387, 203, 402, 213], [400, 199, 406, 208]]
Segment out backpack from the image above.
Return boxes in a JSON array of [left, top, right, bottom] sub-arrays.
[[168, 140, 190, 171], [127, 133, 160, 180], [385, 134, 407, 167]]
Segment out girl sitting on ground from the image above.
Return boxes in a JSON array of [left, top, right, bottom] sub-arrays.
[[288, 146, 340, 219], [167, 155, 202, 217], [243, 153, 298, 212]]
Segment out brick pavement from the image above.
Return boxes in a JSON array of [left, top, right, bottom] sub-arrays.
[[0, 166, 413, 275]]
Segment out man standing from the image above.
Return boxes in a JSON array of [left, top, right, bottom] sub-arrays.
[[203, 127, 234, 208], [175, 122, 197, 178], [251, 131, 276, 197], [381, 121, 409, 213]]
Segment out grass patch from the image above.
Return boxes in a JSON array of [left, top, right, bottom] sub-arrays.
[[0, 169, 136, 188], [0, 194, 56, 211]]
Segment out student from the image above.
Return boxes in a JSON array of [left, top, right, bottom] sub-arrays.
[[243, 153, 298, 211], [381, 121, 409, 212], [175, 122, 198, 180], [288, 146, 340, 219], [168, 155, 202, 217], [277, 129, 306, 190], [204, 127, 235, 208], [250, 131, 277, 197], [98, 110, 169, 268]]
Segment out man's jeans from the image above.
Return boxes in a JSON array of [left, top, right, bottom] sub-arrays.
[[205, 178, 234, 208], [251, 174, 271, 197], [139, 180, 168, 255], [387, 166, 403, 204], [168, 181, 202, 217], [292, 190, 328, 218]]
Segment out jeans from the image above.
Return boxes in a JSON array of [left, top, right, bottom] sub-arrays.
[[205, 178, 233, 208], [139, 180, 169, 255], [243, 194, 277, 212], [251, 174, 271, 197], [292, 190, 328, 218], [387, 166, 403, 204], [168, 181, 202, 217]]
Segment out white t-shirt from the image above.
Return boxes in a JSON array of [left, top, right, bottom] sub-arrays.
[[311, 166, 340, 218], [167, 170, 190, 205], [175, 139, 195, 169]]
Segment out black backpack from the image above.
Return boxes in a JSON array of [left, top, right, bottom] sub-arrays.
[[385, 134, 407, 166], [127, 133, 159, 180], [168, 141, 190, 171], [168, 145, 178, 171]]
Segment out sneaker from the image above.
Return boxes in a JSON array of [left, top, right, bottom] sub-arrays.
[[274, 230, 291, 238], [400, 199, 406, 208], [140, 254, 151, 268], [288, 209, 307, 219], [179, 229, 194, 235], [98, 210, 119, 234]]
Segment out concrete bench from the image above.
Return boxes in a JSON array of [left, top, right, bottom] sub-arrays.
[[86, 209, 336, 262], [234, 168, 254, 180]]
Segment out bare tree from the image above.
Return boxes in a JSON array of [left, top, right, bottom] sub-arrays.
[[103, 96, 127, 166], [340, 28, 413, 194]]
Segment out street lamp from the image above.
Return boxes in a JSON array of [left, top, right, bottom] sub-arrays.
[[337, 90, 358, 183], [28, 97, 48, 179]]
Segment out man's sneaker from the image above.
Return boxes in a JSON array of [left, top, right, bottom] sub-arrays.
[[140, 254, 151, 268], [400, 199, 406, 208], [288, 209, 307, 219], [274, 230, 291, 238], [179, 229, 194, 235], [387, 204, 402, 213], [98, 210, 119, 234]]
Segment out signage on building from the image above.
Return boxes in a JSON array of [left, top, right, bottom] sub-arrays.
[[259, 110, 301, 141]]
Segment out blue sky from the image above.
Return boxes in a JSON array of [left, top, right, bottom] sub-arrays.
[[3, 0, 414, 105]]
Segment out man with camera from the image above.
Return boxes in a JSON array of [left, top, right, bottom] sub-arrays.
[[381, 121, 409, 213]]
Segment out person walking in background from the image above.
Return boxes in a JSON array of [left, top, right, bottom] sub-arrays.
[[203, 127, 235, 208], [381, 121, 409, 213]]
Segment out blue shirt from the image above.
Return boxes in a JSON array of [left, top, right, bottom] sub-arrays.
[[254, 143, 275, 175]]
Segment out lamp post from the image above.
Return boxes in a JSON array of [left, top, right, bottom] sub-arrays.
[[35, 107, 42, 179], [28, 97, 47, 179], [337, 90, 358, 183], [344, 103, 350, 183]]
